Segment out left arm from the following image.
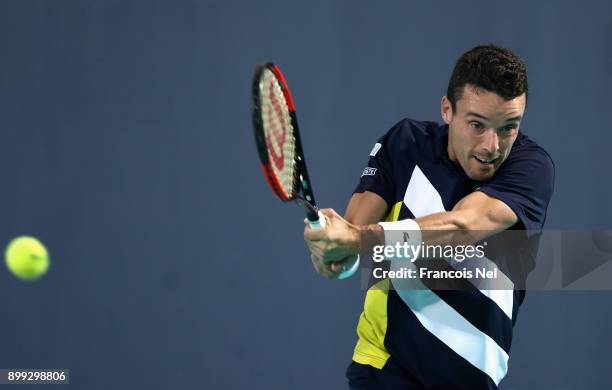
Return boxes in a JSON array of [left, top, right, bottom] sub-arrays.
[[304, 190, 518, 265], [415, 190, 517, 246]]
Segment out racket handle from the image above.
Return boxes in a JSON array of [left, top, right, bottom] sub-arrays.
[[308, 211, 326, 230], [337, 255, 360, 280]]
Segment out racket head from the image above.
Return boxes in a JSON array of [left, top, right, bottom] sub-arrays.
[[252, 63, 300, 202]]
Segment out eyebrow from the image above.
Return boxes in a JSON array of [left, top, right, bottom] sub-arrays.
[[466, 112, 489, 120], [466, 112, 522, 123]]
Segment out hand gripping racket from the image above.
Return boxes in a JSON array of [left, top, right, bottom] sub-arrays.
[[251, 62, 325, 229]]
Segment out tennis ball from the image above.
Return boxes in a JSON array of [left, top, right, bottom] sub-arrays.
[[4, 236, 50, 281]]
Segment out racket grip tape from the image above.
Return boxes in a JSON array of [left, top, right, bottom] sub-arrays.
[[308, 211, 327, 230]]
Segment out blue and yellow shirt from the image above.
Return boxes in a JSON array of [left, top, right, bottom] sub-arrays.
[[352, 118, 555, 389]]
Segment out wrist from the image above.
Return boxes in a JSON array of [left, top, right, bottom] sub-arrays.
[[357, 223, 385, 253], [377, 219, 422, 261]]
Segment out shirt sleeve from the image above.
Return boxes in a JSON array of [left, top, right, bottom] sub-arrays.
[[353, 124, 401, 208], [477, 145, 555, 231]]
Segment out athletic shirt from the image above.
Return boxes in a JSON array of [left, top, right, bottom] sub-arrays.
[[352, 118, 555, 389]]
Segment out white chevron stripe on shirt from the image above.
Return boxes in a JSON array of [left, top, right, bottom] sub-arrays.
[[389, 164, 514, 384]]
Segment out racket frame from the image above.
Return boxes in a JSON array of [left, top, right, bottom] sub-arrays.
[[252, 62, 319, 222]]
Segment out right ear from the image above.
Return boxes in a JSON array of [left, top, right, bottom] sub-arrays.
[[441, 96, 452, 124]]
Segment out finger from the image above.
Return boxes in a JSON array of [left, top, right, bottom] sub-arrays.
[[311, 255, 334, 279], [330, 254, 358, 272], [308, 246, 325, 261], [319, 208, 336, 219], [304, 226, 327, 241]]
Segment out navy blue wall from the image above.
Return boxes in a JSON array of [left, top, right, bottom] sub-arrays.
[[0, 1, 610, 388]]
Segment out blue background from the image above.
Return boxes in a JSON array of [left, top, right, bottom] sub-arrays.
[[0, 1, 611, 389]]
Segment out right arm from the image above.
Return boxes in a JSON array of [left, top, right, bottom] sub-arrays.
[[345, 191, 388, 225]]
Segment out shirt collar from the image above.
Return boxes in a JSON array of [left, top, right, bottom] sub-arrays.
[[434, 123, 450, 162]]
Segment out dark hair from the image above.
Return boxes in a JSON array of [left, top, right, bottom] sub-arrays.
[[446, 44, 528, 111]]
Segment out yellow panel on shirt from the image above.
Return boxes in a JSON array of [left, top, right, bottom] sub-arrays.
[[351, 201, 403, 369]]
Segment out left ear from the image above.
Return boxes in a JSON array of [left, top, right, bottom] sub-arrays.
[[441, 96, 452, 124]]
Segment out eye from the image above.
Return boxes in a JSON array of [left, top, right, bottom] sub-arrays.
[[501, 124, 517, 133], [469, 121, 484, 130]]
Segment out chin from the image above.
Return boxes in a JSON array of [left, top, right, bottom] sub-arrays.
[[466, 168, 495, 182]]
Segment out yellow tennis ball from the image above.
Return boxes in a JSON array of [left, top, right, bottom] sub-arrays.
[[5, 236, 50, 281]]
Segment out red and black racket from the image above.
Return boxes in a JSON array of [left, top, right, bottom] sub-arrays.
[[252, 62, 325, 229]]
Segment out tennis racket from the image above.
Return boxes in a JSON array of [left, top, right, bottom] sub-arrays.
[[251, 62, 325, 229]]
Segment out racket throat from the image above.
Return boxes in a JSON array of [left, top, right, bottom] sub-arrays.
[[296, 197, 319, 222]]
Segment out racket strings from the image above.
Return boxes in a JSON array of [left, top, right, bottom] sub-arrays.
[[259, 69, 298, 198]]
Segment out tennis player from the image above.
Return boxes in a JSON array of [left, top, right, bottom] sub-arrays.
[[304, 45, 554, 389]]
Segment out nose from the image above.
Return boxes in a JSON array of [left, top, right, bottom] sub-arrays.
[[481, 129, 499, 155]]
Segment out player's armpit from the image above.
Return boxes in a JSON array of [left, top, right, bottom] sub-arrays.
[[345, 191, 388, 225]]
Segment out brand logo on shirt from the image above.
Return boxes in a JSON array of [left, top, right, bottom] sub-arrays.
[[362, 167, 377, 177], [369, 143, 382, 156]]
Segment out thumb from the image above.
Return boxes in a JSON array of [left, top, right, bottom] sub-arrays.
[[319, 208, 340, 220]]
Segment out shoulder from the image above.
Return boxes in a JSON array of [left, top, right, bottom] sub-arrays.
[[383, 118, 439, 141], [485, 130, 555, 209], [378, 118, 441, 155], [480, 131, 555, 230], [504, 131, 555, 176]]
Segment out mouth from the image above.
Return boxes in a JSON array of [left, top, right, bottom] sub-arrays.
[[473, 156, 499, 165]]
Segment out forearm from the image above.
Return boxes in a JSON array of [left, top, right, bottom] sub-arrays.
[[304, 192, 516, 276], [355, 191, 517, 254], [416, 210, 484, 247], [357, 209, 499, 254]]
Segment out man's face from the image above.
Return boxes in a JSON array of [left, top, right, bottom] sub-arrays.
[[441, 85, 526, 181]]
